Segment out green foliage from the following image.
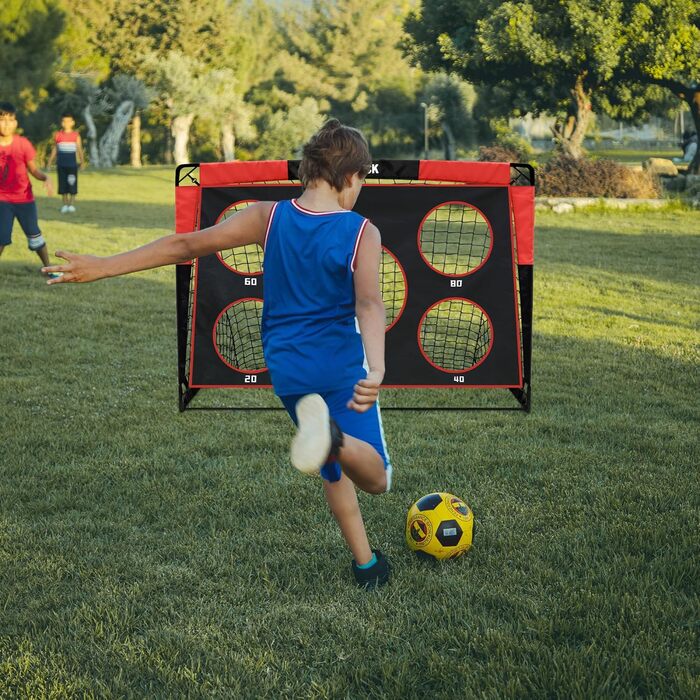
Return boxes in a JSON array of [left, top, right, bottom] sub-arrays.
[[406, 1, 625, 114], [0, 0, 65, 111], [421, 72, 478, 152], [406, 0, 700, 150], [269, 0, 423, 153], [257, 97, 326, 159], [489, 118, 534, 157]]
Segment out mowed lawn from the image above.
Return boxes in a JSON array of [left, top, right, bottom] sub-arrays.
[[1, 168, 698, 698]]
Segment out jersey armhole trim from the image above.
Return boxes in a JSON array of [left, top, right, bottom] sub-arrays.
[[351, 218, 369, 272], [263, 201, 279, 252]]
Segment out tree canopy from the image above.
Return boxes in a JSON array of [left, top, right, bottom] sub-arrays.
[[404, 0, 700, 168]]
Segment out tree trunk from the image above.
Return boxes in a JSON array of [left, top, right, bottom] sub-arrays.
[[689, 90, 700, 175], [172, 113, 194, 165], [83, 105, 100, 167], [130, 112, 142, 168], [221, 120, 235, 161], [164, 127, 173, 165], [98, 100, 135, 168], [442, 121, 456, 160], [551, 74, 593, 159]]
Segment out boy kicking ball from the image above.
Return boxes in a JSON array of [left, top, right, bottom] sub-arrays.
[[44, 120, 393, 589], [0, 102, 60, 278]]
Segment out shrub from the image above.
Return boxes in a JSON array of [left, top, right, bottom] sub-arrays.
[[538, 155, 661, 198], [477, 145, 527, 163]]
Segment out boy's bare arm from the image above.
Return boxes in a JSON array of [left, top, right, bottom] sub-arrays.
[[27, 158, 54, 196], [44, 201, 274, 284], [76, 135, 84, 166], [350, 223, 386, 412], [47, 145, 56, 168]]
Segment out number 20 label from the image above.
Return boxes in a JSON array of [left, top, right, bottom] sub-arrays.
[[245, 375, 257, 383]]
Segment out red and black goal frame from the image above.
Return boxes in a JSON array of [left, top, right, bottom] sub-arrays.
[[174, 159, 535, 412]]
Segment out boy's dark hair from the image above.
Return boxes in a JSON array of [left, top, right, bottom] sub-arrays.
[[0, 102, 17, 117], [61, 112, 75, 120], [299, 119, 372, 191]]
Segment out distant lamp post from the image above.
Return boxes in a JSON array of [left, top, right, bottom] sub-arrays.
[[420, 102, 429, 160]]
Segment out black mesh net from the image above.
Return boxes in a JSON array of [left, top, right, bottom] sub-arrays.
[[419, 299, 491, 371], [419, 202, 491, 275], [216, 201, 263, 274], [380, 247, 406, 328], [213, 299, 266, 371]]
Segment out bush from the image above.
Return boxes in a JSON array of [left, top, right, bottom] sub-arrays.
[[538, 155, 661, 198], [477, 144, 528, 163]]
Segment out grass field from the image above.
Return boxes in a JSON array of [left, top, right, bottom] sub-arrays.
[[1, 168, 699, 698]]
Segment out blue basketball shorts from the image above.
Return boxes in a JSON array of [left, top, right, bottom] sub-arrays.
[[279, 387, 393, 488], [0, 201, 43, 248]]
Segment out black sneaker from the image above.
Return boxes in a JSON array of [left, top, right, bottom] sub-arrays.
[[290, 394, 344, 474], [352, 549, 390, 590]]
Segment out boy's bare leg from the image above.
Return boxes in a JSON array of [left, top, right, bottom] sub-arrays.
[[35, 244, 50, 267], [0, 245, 4, 256], [337, 434, 387, 495], [323, 472, 373, 565]]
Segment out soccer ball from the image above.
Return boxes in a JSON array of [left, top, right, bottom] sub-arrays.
[[406, 492, 474, 560]]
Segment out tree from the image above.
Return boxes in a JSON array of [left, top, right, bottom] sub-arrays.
[[202, 69, 255, 161], [255, 98, 326, 160], [0, 0, 65, 112], [97, 75, 151, 167], [270, 0, 423, 153], [404, 1, 629, 158], [421, 73, 477, 159], [613, 0, 700, 173], [145, 51, 204, 165]]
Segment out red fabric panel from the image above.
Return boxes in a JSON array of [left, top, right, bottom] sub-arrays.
[[418, 160, 510, 185], [175, 186, 201, 233], [510, 186, 535, 264], [200, 160, 288, 186]]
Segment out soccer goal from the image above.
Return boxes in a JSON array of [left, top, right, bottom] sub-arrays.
[[174, 160, 534, 412]]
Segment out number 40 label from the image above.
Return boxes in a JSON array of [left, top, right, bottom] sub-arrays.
[[453, 376, 465, 383]]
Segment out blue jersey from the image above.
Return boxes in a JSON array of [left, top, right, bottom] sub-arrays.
[[261, 198, 369, 396]]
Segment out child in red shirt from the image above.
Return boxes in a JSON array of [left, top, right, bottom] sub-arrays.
[[48, 112, 84, 213], [0, 102, 58, 276]]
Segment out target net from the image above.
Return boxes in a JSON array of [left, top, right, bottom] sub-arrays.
[[175, 159, 534, 410]]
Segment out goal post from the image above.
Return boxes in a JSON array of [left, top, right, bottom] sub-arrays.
[[174, 159, 534, 412]]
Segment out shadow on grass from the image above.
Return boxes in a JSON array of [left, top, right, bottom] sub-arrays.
[[2, 260, 696, 420], [36, 199, 174, 231]]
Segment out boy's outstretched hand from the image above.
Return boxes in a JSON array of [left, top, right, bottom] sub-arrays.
[[42, 251, 106, 285], [347, 370, 383, 412]]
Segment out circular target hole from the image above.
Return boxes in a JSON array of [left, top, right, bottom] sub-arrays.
[[216, 201, 263, 275], [418, 201, 492, 276], [381, 247, 407, 330], [213, 298, 266, 373], [418, 298, 492, 372]]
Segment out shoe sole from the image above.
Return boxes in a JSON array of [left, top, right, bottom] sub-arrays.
[[290, 394, 331, 474]]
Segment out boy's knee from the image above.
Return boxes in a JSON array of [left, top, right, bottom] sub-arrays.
[[27, 234, 46, 251], [367, 471, 388, 494]]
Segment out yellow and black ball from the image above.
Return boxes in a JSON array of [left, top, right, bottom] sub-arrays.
[[406, 492, 474, 560]]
